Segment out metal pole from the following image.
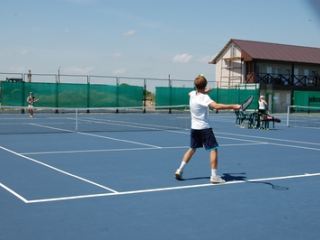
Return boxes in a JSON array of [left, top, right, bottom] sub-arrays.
[[169, 74, 172, 114], [87, 75, 90, 112], [143, 78, 146, 113], [116, 77, 119, 113]]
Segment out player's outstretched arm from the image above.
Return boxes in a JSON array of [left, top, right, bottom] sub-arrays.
[[209, 101, 241, 111]]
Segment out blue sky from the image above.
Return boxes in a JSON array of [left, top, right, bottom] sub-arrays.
[[1, 0, 320, 81]]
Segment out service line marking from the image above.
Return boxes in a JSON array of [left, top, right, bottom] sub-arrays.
[[25, 172, 320, 204]]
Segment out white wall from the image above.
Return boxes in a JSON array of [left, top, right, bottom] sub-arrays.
[[215, 44, 244, 88]]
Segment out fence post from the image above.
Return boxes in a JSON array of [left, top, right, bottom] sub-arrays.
[[86, 75, 90, 112], [116, 77, 119, 113], [143, 78, 146, 113], [55, 74, 59, 112], [21, 80, 25, 113], [169, 74, 172, 113]]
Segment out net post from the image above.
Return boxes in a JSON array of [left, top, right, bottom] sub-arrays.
[[75, 108, 78, 132], [286, 105, 291, 127]]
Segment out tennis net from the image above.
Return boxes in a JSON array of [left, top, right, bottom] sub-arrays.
[[0, 105, 191, 134], [286, 105, 320, 128]]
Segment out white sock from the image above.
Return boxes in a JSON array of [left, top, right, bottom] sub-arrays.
[[211, 168, 217, 177], [178, 161, 187, 171]]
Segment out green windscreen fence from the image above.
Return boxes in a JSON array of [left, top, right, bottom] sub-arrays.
[[0, 81, 144, 108], [155, 86, 259, 109], [1, 81, 260, 109], [155, 87, 193, 106], [209, 88, 259, 110], [293, 91, 320, 107]]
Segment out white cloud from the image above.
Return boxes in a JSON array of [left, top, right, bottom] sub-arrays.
[[172, 53, 193, 63], [123, 30, 136, 37]]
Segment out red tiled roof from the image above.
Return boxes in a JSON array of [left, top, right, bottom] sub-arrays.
[[211, 39, 320, 65]]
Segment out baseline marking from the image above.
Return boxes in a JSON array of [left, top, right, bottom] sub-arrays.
[[0, 181, 28, 203], [26, 172, 320, 204], [0, 145, 118, 194]]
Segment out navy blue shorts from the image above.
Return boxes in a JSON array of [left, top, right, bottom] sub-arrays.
[[190, 128, 219, 150]]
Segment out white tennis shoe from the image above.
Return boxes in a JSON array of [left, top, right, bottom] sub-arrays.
[[175, 169, 183, 180], [210, 175, 225, 184]]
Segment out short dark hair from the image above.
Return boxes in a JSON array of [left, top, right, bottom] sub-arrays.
[[194, 75, 207, 90]]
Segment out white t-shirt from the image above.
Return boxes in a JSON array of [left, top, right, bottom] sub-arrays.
[[258, 100, 267, 110], [189, 90, 214, 129]]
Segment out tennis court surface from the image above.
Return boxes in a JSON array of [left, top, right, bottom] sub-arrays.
[[0, 109, 319, 240]]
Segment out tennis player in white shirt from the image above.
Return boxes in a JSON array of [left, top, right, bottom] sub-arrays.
[[175, 75, 241, 183]]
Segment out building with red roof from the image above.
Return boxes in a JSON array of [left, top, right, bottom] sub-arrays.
[[210, 39, 320, 112]]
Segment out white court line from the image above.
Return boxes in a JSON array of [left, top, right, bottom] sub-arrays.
[[218, 136, 265, 143], [216, 131, 320, 146], [0, 181, 28, 203], [216, 132, 320, 151], [0, 145, 118, 194], [21, 142, 267, 155], [77, 132, 161, 148], [21, 147, 162, 155], [267, 142, 320, 151], [29, 123, 162, 148], [29, 123, 74, 133], [78, 117, 190, 135], [26, 172, 320, 204], [79, 117, 184, 132]]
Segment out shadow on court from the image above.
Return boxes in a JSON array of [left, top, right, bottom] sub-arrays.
[[178, 172, 289, 191]]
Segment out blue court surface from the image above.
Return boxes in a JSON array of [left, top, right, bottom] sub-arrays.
[[0, 112, 319, 240]]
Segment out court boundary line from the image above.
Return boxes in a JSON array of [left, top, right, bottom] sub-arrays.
[[21, 142, 268, 155], [267, 142, 320, 151], [0, 181, 28, 203], [216, 131, 320, 146], [25, 172, 320, 204], [0, 145, 119, 194]]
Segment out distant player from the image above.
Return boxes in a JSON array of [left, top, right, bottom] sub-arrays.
[[26, 92, 39, 117], [175, 75, 241, 184], [258, 95, 268, 115]]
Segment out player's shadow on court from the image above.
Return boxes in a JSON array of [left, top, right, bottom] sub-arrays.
[[222, 173, 247, 181], [180, 173, 289, 190], [223, 173, 289, 190], [180, 173, 247, 182], [248, 181, 289, 191]]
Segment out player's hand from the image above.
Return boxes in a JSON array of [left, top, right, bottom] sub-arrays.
[[234, 104, 241, 110]]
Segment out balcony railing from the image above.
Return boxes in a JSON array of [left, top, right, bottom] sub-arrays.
[[246, 73, 320, 87]]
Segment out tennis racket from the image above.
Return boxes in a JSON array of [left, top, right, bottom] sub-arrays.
[[240, 95, 253, 111]]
